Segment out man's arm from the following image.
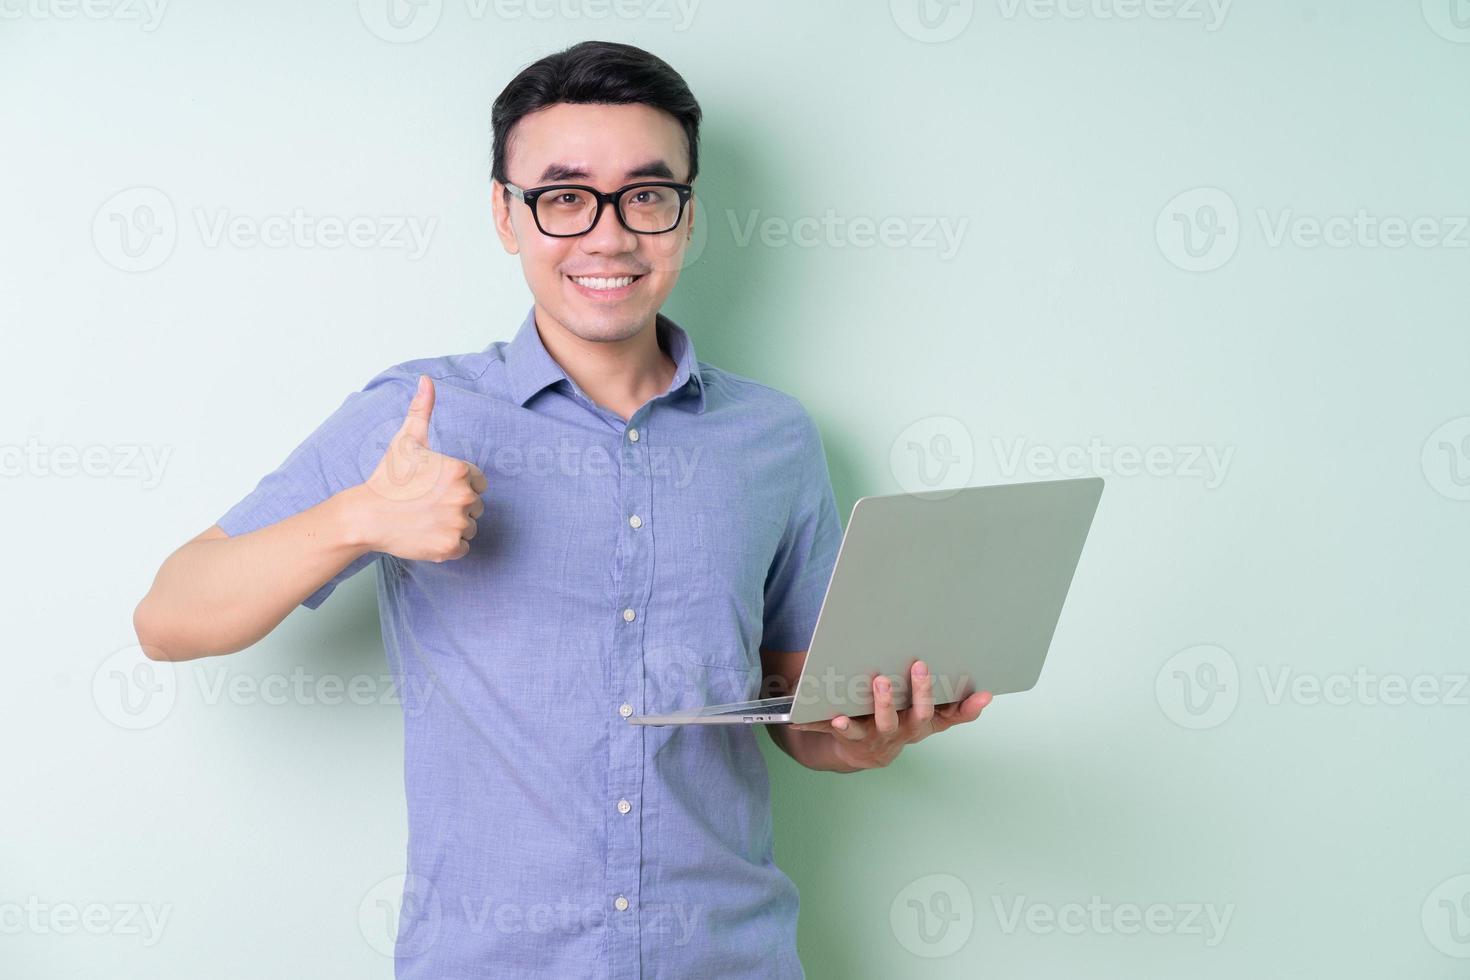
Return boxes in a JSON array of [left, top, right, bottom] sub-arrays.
[[759, 648, 862, 773], [133, 494, 375, 662], [133, 375, 485, 662]]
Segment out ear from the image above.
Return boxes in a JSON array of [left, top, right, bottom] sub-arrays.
[[490, 179, 520, 255]]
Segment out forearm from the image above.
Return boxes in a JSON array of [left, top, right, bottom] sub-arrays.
[[767, 724, 861, 774], [133, 486, 374, 661]]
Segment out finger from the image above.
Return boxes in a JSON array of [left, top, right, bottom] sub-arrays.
[[466, 462, 488, 494], [831, 716, 867, 741], [461, 517, 478, 541], [873, 675, 899, 735], [397, 374, 435, 447], [936, 691, 993, 732], [908, 660, 935, 727], [468, 497, 485, 520]]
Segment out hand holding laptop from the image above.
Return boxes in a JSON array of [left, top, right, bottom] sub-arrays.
[[786, 660, 993, 771]]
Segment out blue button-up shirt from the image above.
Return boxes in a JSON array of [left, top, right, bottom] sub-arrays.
[[216, 305, 843, 979]]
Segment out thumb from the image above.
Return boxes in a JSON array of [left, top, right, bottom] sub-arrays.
[[396, 374, 435, 447]]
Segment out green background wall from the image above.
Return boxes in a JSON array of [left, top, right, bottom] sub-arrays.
[[4, 1, 1468, 976]]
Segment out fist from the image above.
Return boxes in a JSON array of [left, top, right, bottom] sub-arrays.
[[360, 374, 487, 562]]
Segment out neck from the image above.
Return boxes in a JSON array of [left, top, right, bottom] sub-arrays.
[[532, 305, 678, 421]]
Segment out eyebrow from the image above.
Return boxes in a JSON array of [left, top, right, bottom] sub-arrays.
[[536, 159, 679, 183]]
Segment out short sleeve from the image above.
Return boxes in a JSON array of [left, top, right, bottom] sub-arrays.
[[215, 371, 416, 610], [761, 410, 843, 652]]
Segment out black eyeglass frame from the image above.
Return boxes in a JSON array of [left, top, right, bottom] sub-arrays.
[[502, 180, 694, 238]]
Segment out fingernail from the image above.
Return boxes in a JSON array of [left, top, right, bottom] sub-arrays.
[[833, 718, 848, 730], [877, 677, 890, 692], [914, 662, 928, 677]]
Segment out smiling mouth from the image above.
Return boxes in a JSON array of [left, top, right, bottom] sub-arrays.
[[566, 273, 645, 291]]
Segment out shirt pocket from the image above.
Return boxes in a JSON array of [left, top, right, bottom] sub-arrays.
[[672, 508, 787, 671]]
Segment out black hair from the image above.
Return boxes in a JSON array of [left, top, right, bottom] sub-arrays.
[[491, 40, 703, 188]]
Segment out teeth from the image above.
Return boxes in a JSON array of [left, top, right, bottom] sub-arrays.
[[570, 275, 637, 290]]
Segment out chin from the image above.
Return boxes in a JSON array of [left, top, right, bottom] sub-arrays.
[[561, 309, 648, 344]]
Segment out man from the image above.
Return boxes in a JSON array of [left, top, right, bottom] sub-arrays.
[[133, 40, 990, 979]]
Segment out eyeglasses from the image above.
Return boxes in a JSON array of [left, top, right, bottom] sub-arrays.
[[503, 180, 694, 238]]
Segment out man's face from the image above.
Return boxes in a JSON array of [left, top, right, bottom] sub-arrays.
[[492, 102, 695, 345]]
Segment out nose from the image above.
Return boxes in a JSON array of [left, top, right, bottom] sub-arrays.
[[579, 196, 639, 253]]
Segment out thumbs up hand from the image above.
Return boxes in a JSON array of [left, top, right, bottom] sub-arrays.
[[358, 374, 488, 563]]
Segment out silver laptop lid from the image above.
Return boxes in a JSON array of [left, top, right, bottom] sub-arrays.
[[786, 477, 1103, 725]]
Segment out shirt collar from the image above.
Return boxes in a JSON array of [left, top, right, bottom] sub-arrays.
[[502, 305, 706, 414]]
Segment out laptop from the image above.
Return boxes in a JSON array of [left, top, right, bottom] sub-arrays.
[[626, 476, 1104, 726]]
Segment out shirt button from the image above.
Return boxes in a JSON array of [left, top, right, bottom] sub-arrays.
[[617, 799, 632, 814], [628, 514, 642, 529], [622, 608, 636, 623], [619, 703, 632, 718], [614, 896, 629, 912], [627, 427, 640, 442]]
